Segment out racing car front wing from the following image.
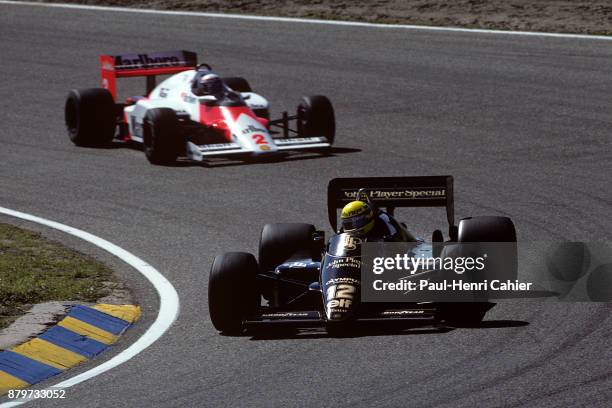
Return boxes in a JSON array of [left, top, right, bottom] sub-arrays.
[[243, 306, 437, 329], [273, 137, 330, 150], [186, 136, 330, 160]]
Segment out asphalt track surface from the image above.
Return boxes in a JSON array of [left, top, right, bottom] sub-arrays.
[[1, 3, 611, 407]]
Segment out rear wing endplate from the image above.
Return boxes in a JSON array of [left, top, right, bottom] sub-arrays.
[[100, 50, 198, 98], [327, 176, 455, 232]]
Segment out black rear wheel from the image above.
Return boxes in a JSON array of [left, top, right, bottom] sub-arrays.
[[458, 216, 518, 281], [440, 216, 517, 325], [258, 223, 319, 273], [208, 252, 259, 335], [223, 77, 252, 93], [65, 88, 116, 146], [458, 216, 517, 243], [298, 95, 335, 145]]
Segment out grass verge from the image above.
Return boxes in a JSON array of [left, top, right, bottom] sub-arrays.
[[0, 223, 115, 330], [31, 0, 612, 36]]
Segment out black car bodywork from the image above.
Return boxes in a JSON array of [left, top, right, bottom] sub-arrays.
[[208, 176, 517, 335]]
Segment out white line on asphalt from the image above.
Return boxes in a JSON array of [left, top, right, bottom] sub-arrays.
[[0, 0, 610, 41], [0, 207, 180, 407]]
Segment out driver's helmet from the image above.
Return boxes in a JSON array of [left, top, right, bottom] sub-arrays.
[[341, 200, 375, 235], [194, 73, 224, 96]]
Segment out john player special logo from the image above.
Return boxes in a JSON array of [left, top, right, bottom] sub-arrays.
[[340, 235, 362, 251], [343, 187, 446, 200]]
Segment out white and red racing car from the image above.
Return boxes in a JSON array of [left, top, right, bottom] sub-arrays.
[[65, 50, 335, 165]]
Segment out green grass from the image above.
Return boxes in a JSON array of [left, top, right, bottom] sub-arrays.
[[0, 223, 114, 329]]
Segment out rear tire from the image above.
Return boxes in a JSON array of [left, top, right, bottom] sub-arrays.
[[440, 216, 517, 325], [65, 88, 116, 146], [259, 223, 318, 273], [298, 95, 335, 145], [458, 216, 517, 243], [208, 252, 259, 335], [143, 108, 181, 165], [223, 77, 252, 93], [458, 216, 518, 281]]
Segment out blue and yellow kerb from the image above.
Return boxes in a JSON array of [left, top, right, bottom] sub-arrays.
[[0, 304, 140, 394]]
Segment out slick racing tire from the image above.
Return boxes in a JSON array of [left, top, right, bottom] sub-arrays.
[[223, 77, 252, 93], [458, 216, 518, 281], [143, 108, 182, 165], [208, 252, 259, 335], [440, 216, 517, 325], [259, 223, 318, 273], [298, 95, 335, 145], [65, 88, 116, 146], [458, 216, 517, 243]]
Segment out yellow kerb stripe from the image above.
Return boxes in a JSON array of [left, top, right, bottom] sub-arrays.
[[0, 370, 29, 395], [58, 316, 118, 345], [11, 338, 87, 371], [92, 304, 141, 323]]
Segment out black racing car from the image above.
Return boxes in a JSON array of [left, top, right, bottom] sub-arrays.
[[208, 176, 517, 335]]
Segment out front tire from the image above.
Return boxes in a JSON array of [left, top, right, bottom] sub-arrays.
[[65, 88, 116, 146], [143, 108, 181, 165], [208, 252, 259, 335], [298, 95, 335, 145]]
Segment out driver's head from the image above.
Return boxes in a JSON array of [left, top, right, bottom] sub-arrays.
[[195, 73, 224, 96], [341, 200, 375, 235]]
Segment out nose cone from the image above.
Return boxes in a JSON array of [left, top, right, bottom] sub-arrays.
[[325, 296, 356, 321], [232, 113, 278, 155], [321, 257, 361, 322]]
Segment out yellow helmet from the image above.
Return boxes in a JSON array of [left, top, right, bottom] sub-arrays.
[[341, 201, 375, 234]]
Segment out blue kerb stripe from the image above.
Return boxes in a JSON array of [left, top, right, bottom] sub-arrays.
[[68, 305, 130, 335], [0, 350, 61, 384], [39, 326, 108, 359]]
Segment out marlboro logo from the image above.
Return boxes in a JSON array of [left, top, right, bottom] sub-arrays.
[[115, 53, 183, 70]]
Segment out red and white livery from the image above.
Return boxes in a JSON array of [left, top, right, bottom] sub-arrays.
[[65, 50, 335, 165]]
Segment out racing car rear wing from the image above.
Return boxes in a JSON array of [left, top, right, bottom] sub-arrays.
[[100, 50, 198, 99], [327, 176, 455, 233]]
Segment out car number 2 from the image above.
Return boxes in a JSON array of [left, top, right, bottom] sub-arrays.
[[252, 134, 267, 145]]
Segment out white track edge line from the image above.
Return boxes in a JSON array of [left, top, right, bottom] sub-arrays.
[[0, 0, 610, 41], [0, 207, 180, 407]]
